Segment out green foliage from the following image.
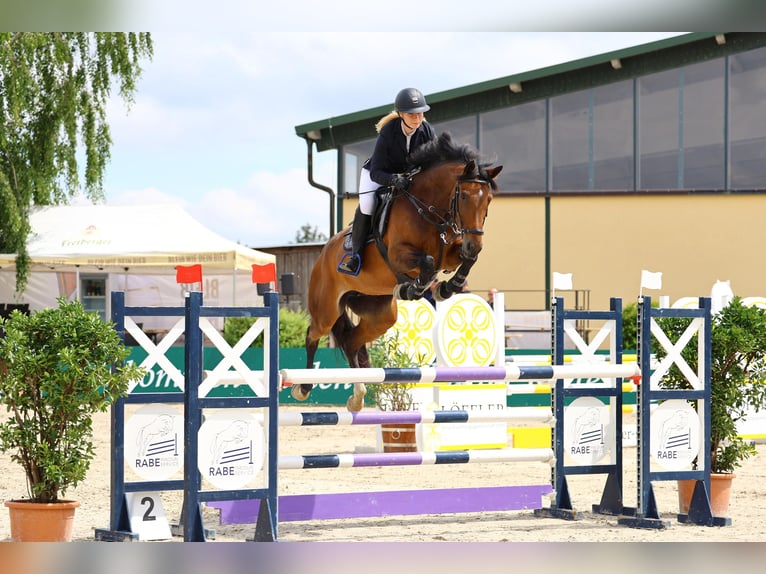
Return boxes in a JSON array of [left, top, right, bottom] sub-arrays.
[[0, 33, 154, 292], [0, 298, 145, 502], [367, 332, 426, 411], [622, 299, 660, 351], [654, 297, 766, 473], [223, 308, 326, 349], [292, 222, 327, 244], [622, 302, 639, 352]]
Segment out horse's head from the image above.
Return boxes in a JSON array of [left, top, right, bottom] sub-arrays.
[[453, 160, 502, 260], [404, 132, 502, 265]]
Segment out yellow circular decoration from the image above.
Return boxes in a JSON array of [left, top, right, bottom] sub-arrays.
[[435, 293, 497, 367], [386, 299, 437, 365]]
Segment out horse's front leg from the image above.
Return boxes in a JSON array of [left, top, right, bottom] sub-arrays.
[[433, 255, 476, 301], [393, 253, 437, 301]]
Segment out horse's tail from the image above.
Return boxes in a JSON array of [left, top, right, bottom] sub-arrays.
[[330, 297, 355, 355], [331, 292, 370, 368]]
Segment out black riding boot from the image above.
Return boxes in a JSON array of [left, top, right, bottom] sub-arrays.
[[338, 209, 372, 275]]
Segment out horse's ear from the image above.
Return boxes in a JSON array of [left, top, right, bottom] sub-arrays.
[[461, 160, 476, 177], [487, 165, 503, 179]]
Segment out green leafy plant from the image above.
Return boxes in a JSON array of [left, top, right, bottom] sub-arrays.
[[223, 308, 327, 349], [367, 332, 426, 411], [0, 298, 145, 502], [622, 299, 660, 352], [654, 296, 766, 473]]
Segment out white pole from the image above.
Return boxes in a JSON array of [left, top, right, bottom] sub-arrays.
[[494, 291, 505, 366]]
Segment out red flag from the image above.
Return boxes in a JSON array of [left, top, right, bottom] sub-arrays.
[[176, 264, 202, 284], [252, 262, 276, 284]]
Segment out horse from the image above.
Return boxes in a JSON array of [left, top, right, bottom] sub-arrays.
[[296, 132, 502, 411]]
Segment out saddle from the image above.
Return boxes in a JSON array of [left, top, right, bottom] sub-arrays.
[[342, 188, 394, 251]]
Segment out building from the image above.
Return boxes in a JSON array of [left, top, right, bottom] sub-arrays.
[[294, 32, 766, 311]]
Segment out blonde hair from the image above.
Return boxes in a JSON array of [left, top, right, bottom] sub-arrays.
[[375, 109, 428, 132], [375, 111, 399, 133]]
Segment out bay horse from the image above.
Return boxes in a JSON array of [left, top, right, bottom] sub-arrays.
[[296, 132, 502, 411]]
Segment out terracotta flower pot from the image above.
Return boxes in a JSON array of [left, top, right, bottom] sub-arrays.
[[4, 500, 80, 542], [677, 473, 735, 517], [381, 423, 418, 452]]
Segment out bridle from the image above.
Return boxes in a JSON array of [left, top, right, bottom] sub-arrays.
[[374, 163, 493, 284], [402, 172, 490, 246]]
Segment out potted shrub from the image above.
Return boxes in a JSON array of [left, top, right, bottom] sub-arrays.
[[0, 297, 145, 541], [367, 332, 424, 452], [654, 296, 766, 515]]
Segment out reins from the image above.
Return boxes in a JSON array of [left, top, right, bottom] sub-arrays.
[[402, 174, 489, 245], [374, 163, 491, 283]]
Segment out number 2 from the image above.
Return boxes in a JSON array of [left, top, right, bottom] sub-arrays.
[[141, 496, 157, 522]]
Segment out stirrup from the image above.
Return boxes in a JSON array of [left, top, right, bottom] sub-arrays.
[[337, 252, 362, 276]]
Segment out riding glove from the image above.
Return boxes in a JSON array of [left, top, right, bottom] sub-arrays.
[[391, 174, 410, 192]]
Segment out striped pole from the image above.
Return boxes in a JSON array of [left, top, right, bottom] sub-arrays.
[[278, 408, 553, 427], [280, 363, 640, 387], [279, 448, 554, 470]]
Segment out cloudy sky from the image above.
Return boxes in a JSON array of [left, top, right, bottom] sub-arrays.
[[95, 20, 683, 247]]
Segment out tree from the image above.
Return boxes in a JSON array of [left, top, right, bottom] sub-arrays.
[[292, 222, 328, 244], [0, 32, 153, 292]]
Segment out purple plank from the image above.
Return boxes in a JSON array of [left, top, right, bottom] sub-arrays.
[[207, 485, 553, 524], [433, 366, 509, 381], [351, 411, 423, 425]]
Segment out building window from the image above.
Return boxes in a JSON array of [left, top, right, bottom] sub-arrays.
[[343, 139, 375, 195], [480, 101, 546, 192], [550, 80, 633, 191], [431, 116, 477, 148], [638, 59, 725, 190], [680, 59, 725, 189], [729, 46, 766, 189]]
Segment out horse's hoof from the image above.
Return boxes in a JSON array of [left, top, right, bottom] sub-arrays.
[[346, 396, 363, 412], [291, 385, 310, 401], [394, 283, 422, 301]]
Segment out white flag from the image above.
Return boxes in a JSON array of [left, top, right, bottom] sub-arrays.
[[553, 272, 573, 290], [640, 270, 663, 290]]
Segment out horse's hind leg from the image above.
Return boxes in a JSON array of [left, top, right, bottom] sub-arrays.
[[339, 295, 398, 412], [347, 383, 367, 413], [292, 325, 320, 402], [293, 281, 341, 402], [346, 345, 372, 412]]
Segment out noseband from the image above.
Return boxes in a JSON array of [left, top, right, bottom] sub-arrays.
[[451, 176, 489, 238]]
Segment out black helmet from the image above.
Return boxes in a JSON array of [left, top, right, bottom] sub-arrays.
[[395, 88, 430, 113]]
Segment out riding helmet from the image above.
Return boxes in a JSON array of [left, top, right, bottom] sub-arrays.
[[395, 88, 430, 114]]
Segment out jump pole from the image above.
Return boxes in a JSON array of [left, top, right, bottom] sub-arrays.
[[278, 408, 554, 427], [280, 363, 640, 387]]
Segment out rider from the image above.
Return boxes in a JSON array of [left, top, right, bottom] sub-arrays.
[[338, 87, 436, 275]]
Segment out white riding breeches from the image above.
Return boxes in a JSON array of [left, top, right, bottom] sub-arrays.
[[358, 167, 378, 216]]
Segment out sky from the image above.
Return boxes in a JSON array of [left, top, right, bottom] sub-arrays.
[[95, 29, 685, 248]]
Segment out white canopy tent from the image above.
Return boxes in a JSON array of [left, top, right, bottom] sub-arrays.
[[0, 204, 274, 273], [0, 204, 277, 323]]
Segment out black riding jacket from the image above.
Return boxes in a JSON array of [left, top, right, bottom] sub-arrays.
[[367, 117, 436, 187]]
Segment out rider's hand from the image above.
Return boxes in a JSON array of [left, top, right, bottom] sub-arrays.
[[391, 174, 410, 192]]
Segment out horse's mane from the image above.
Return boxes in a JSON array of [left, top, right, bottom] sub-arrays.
[[409, 132, 498, 189], [408, 132, 478, 171]]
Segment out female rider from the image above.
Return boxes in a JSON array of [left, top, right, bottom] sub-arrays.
[[338, 87, 436, 275]]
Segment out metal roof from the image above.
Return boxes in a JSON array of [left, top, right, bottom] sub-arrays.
[[295, 32, 766, 152]]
